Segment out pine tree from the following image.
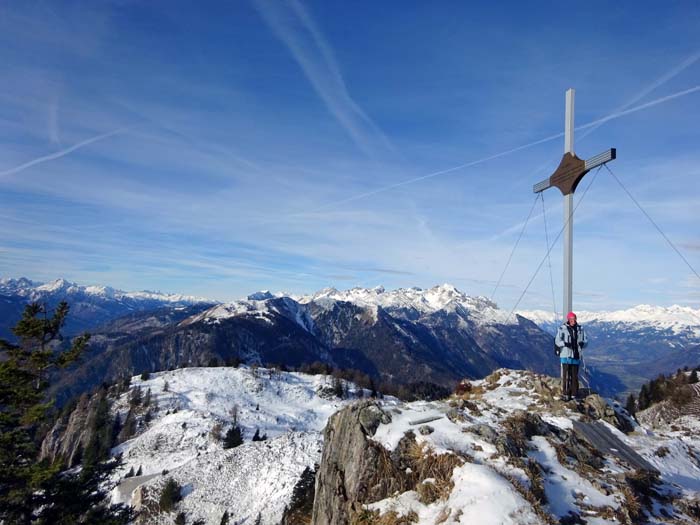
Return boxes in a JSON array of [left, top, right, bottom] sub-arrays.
[[129, 385, 143, 407], [160, 478, 182, 512], [82, 389, 114, 471], [118, 408, 137, 443], [0, 301, 90, 523], [223, 424, 243, 449], [625, 393, 636, 416], [638, 384, 650, 410], [35, 459, 133, 525], [690, 369, 699, 384], [220, 510, 230, 525]]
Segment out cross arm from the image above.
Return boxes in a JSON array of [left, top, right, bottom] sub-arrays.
[[533, 148, 616, 194]]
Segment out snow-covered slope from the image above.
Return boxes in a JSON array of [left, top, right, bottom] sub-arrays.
[[109, 366, 368, 524]]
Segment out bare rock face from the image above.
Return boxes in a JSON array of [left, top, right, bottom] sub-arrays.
[[40, 392, 101, 467], [311, 400, 400, 525], [581, 394, 634, 433]]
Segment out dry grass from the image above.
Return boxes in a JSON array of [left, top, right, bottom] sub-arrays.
[[416, 479, 440, 505], [524, 459, 547, 505], [405, 441, 464, 501], [654, 445, 670, 457], [363, 441, 412, 501], [351, 509, 418, 525], [618, 485, 643, 524], [503, 473, 555, 525], [434, 507, 451, 524]]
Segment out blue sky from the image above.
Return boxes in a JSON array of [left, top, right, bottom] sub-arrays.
[[0, 0, 699, 311]]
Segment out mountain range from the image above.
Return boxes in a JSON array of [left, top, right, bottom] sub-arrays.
[[0, 277, 213, 339], [2, 277, 699, 399]]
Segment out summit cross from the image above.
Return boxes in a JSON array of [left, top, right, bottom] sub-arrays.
[[532, 88, 616, 321]]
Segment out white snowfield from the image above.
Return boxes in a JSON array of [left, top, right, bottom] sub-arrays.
[[108, 367, 700, 525]]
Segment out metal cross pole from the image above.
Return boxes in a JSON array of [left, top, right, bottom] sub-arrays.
[[533, 88, 616, 321]]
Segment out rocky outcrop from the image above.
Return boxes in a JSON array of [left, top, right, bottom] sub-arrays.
[[311, 401, 395, 525], [41, 392, 101, 467]]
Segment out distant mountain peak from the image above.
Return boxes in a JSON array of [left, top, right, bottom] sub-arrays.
[[0, 276, 211, 304]]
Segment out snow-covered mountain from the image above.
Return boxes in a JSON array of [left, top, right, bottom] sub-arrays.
[[43, 365, 700, 524], [0, 277, 214, 338], [186, 284, 517, 328], [52, 284, 558, 405], [518, 304, 700, 337], [0, 277, 208, 304], [518, 305, 700, 395]]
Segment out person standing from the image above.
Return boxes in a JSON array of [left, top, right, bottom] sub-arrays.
[[555, 311, 587, 400]]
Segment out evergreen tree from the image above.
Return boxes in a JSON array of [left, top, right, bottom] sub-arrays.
[[625, 393, 636, 416], [220, 510, 230, 525], [175, 512, 186, 525], [223, 424, 243, 449], [82, 389, 114, 471], [638, 384, 650, 410], [160, 477, 182, 512], [35, 459, 133, 525], [690, 369, 699, 384], [118, 408, 137, 443], [0, 301, 90, 524], [129, 385, 143, 407], [136, 465, 142, 476]]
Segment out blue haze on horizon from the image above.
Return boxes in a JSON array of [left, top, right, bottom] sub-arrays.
[[0, 0, 699, 312]]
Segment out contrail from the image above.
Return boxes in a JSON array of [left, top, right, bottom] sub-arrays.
[[577, 85, 700, 130], [0, 127, 130, 178], [579, 49, 700, 141], [305, 84, 700, 213], [306, 130, 565, 213]]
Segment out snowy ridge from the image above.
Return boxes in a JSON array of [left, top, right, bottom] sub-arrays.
[[518, 304, 700, 334], [368, 369, 700, 524], [195, 284, 517, 327], [0, 277, 209, 304], [297, 283, 504, 321], [186, 296, 316, 332], [110, 366, 369, 524]]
